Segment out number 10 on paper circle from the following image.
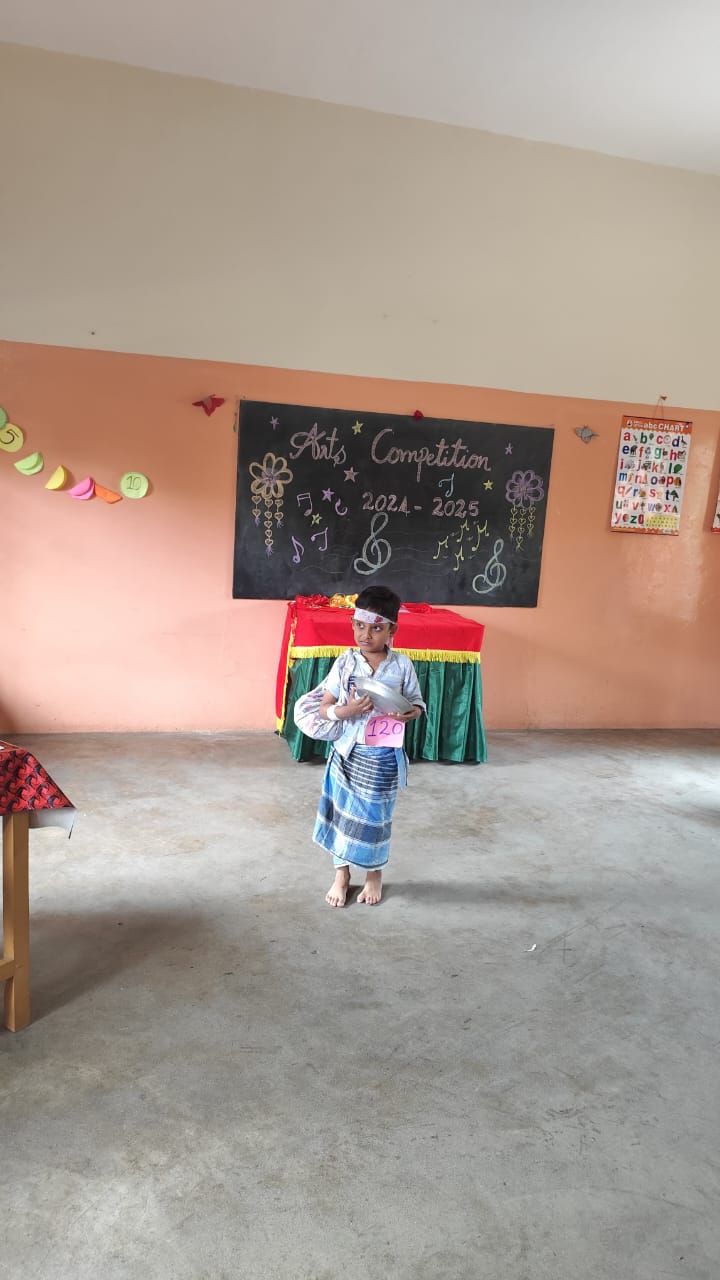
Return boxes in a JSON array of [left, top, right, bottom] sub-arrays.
[[364, 716, 405, 748]]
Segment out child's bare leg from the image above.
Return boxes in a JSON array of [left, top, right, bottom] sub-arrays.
[[358, 869, 382, 905], [326, 864, 350, 907]]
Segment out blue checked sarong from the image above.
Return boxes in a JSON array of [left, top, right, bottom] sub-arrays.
[[313, 744, 399, 869]]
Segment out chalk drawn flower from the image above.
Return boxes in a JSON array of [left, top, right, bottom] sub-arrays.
[[505, 470, 544, 508], [249, 453, 293, 500]]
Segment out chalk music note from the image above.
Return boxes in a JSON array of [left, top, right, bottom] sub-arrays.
[[296, 492, 313, 517], [471, 520, 488, 551], [433, 536, 449, 561], [472, 539, 507, 595], [334, 498, 348, 516], [311, 527, 328, 552], [291, 536, 305, 564], [453, 546, 464, 572], [354, 512, 392, 576], [438, 474, 455, 498]]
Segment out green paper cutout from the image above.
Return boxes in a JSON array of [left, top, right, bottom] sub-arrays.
[[120, 472, 149, 499]]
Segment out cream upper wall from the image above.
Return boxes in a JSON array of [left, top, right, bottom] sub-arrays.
[[1, 41, 720, 410]]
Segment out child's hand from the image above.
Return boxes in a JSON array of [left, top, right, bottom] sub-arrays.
[[345, 693, 374, 719], [388, 706, 422, 723]]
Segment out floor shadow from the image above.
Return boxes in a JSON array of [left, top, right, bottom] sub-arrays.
[[382, 880, 580, 907], [668, 803, 720, 829], [24, 907, 214, 1021]]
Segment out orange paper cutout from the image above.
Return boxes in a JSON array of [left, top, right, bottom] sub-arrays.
[[95, 483, 122, 504]]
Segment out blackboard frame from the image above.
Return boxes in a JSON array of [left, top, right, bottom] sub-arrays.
[[233, 401, 554, 606]]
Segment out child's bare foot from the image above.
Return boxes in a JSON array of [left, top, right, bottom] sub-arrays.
[[358, 870, 382, 905], [325, 866, 350, 907]]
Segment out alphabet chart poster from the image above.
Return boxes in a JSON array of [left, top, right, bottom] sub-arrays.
[[233, 401, 554, 604], [610, 416, 692, 535]]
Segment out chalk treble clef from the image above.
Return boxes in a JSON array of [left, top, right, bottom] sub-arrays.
[[353, 512, 392, 576], [472, 539, 507, 595]]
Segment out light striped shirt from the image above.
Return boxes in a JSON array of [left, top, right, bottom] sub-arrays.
[[323, 647, 425, 760]]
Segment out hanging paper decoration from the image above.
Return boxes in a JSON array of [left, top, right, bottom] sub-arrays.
[[45, 465, 69, 490], [1, 402, 146, 509], [95, 483, 122, 504], [120, 472, 150, 499], [505, 470, 545, 550], [192, 395, 225, 416], [68, 477, 95, 500], [611, 415, 692, 535], [0, 421, 25, 452], [574, 426, 598, 443], [248, 452, 294, 556], [14, 451, 44, 475]]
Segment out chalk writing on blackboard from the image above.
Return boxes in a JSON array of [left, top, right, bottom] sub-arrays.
[[248, 452, 293, 555], [506, 470, 545, 551], [354, 512, 393, 576], [233, 402, 554, 605], [472, 540, 508, 595]]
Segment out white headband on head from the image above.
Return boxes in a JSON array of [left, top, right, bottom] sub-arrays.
[[354, 607, 393, 626]]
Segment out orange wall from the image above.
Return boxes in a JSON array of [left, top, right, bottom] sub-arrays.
[[2, 340, 719, 733]]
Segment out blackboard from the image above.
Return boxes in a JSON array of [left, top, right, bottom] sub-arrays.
[[233, 401, 554, 606]]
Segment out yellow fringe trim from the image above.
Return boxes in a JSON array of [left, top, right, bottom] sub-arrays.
[[289, 645, 346, 659], [288, 645, 480, 664], [395, 648, 480, 664], [279, 643, 481, 731]]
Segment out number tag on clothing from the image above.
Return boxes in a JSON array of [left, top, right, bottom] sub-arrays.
[[364, 716, 405, 748]]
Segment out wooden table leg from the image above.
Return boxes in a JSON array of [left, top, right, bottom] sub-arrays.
[[2, 812, 30, 1031]]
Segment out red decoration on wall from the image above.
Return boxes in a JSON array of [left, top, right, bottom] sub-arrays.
[[192, 395, 225, 416], [413, 409, 424, 419]]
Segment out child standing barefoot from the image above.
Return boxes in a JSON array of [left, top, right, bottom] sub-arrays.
[[312, 586, 425, 906]]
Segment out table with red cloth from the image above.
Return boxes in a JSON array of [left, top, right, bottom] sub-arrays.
[[276, 599, 486, 763], [1, 742, 75, 1031]]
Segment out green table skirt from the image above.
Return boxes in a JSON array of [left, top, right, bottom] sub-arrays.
[[280, 656, 487, 763]]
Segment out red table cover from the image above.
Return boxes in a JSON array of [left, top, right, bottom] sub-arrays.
[[0, 743, 74, 815], [276, 599, 485, 722]]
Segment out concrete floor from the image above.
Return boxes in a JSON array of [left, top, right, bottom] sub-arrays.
[[1, 730, 719, 1280]]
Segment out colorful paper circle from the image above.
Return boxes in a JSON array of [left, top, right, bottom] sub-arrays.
[[68, 477, 95, 500], [14, 451, 44, 475], [0, 406, 7, 429], [120, 471, 149, 499], [46, 465, 69, 490], [0, 423, 25, 453]]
